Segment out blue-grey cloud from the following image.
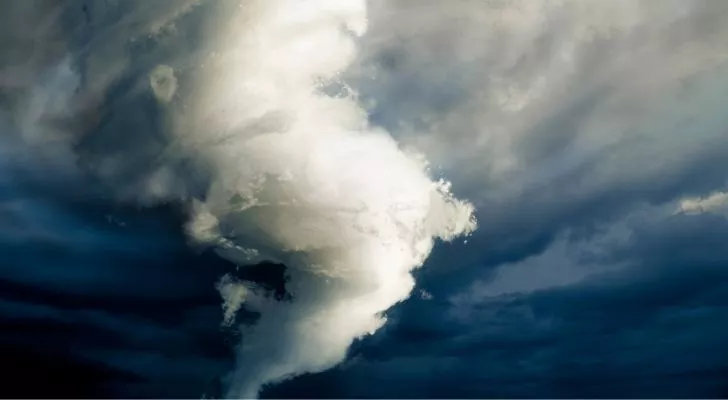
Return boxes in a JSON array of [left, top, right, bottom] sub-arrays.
[[267, 211, 728, 398]]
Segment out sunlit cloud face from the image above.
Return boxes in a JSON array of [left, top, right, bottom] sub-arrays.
[[176, 1, 475, 396]]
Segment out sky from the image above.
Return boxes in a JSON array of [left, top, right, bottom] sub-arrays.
[[1, 0, 728, 398]]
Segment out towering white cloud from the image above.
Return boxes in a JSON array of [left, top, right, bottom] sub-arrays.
[[170, 1, 475, 396], [2, 0, 475, 397]]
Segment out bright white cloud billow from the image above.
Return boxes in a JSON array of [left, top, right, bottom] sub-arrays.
[[176, 3, 475, 396]]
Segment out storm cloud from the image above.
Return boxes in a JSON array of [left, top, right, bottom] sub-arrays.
[[1, 0, 728, 398]]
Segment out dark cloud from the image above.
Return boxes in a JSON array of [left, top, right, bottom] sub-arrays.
[[267, 212, 728, 398], [0, 139, 235, 396], [0, 192, 237, 397]]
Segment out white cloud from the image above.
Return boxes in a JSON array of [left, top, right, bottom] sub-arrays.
[[4, 1, 476, 397], [678, 192, 728, 215], [173, 3, 475, 396]]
